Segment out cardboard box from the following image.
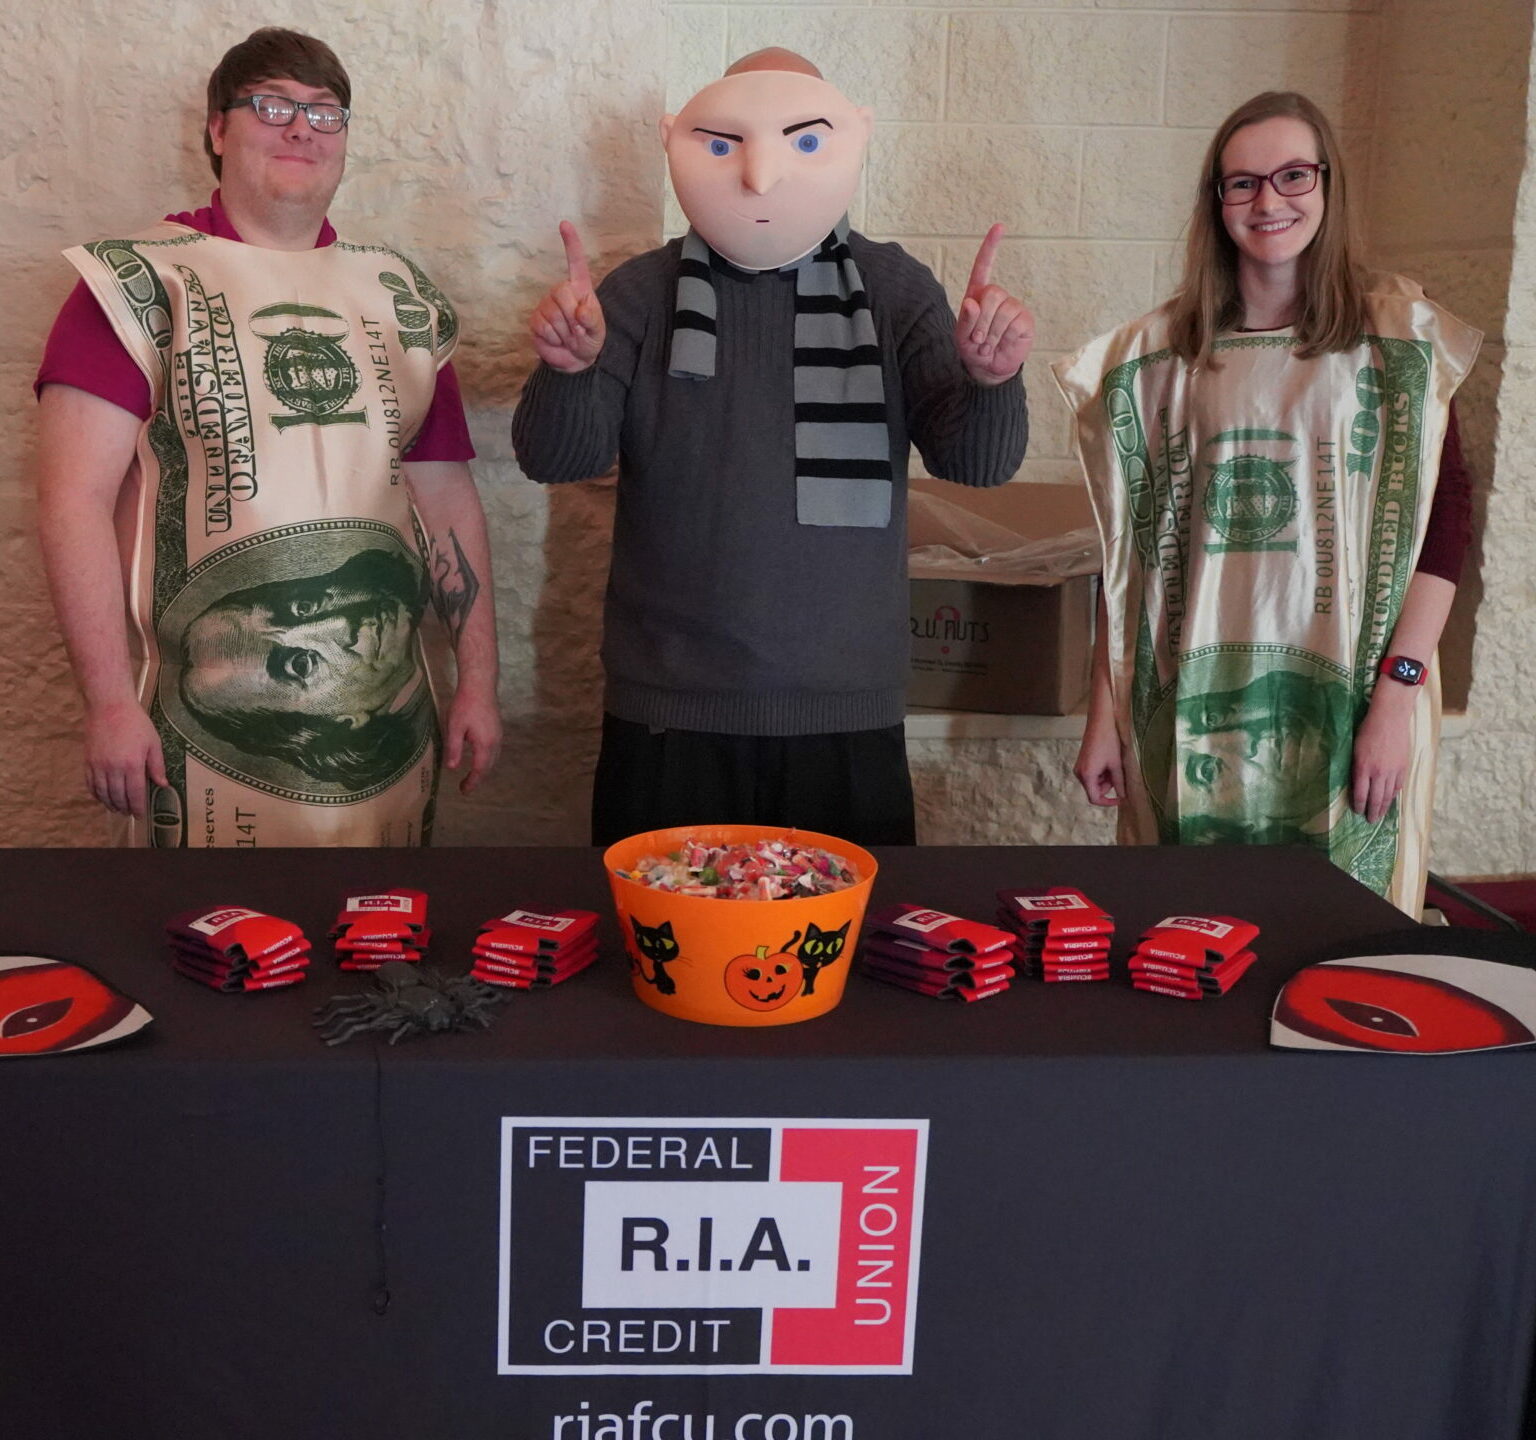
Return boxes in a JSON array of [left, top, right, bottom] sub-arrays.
[[907, 477, 1098, 716]]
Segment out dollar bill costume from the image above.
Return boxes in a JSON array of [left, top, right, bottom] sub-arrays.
[[63, 223, 458, 847], [1054, 276, 1480, 914]]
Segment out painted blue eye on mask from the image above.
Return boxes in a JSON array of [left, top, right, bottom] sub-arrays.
[[795, 132, 821, 153], [709, 138, 733, 157]]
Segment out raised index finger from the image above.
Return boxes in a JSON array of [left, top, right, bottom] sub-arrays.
[[964, 223, 1005, 298], [560, 220, 593, 295]]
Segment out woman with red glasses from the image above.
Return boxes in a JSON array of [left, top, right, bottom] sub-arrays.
[[1055, 91, 1480, 915]]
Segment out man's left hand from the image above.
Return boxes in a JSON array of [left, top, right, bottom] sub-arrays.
[[444, 682, 503, 796], [954, 224, 1034, 386]]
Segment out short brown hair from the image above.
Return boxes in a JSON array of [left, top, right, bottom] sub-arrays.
[[1167, 91, 1366, 368], [204, 28, 351, 178]]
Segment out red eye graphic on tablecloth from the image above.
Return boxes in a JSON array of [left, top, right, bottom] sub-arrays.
[[0, 956, 152, 1057], [1272, 954, 1536, 1054]]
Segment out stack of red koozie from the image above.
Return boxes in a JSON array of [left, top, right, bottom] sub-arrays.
[[166, 906, 311, 992], [1129, 915, 1259, 999], [858, 903, 1017, 1001], [471, 908, 600, 989], [996, 887, 1115, 982], [330, 889, 430, 971]]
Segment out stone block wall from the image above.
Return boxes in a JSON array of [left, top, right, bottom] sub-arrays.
[[5, 0, 1535, 874], [1435, 1, 1536, 875], [1367, 0, 1532, 715]]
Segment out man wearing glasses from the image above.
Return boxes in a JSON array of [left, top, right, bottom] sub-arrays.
[[35, 28, 500, 847]]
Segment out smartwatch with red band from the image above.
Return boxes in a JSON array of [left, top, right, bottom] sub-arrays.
[[1379, 654, 1428, 686]]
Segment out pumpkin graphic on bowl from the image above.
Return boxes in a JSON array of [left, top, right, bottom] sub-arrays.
[[724, 945, 803, 1012]]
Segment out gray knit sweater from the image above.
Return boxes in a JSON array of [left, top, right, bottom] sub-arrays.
[[512, 233, 1029, 735]]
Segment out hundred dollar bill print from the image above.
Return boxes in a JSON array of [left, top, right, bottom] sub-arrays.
[[1055, 278, 1480, 912], [66, 226, 458, 846]]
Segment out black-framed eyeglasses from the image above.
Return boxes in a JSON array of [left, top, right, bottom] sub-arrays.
[[1216, 162, 1327, 205], [225, 93, 351, 134]]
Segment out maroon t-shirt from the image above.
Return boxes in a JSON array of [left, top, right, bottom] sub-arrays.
[[35, 192, 473, 462], [1416, 403, 1470, 583]]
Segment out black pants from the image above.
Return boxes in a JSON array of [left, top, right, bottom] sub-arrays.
[[590, 714, 917, 848]]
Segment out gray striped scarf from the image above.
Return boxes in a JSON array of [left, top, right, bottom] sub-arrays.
[[669, 220, 892, 528]]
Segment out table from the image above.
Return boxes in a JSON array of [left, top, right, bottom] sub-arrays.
[[3, 844, 1534, 1440]]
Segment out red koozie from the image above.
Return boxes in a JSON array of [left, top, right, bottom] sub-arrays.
[[472, 947, 598, 988], [1019, 961, 1110, 983], [337, 935, 420, 954], [477, 908, 599, 955], [860, 949, 1015, 990], [996, 888, 1113, 937], [1015, 933, 1113, 958], [867, 904, 1015, 956], [1131, 949, 1256, 996], [170, 939, 308, 975], [474, 932, 599, 965], [171, 956, 305, 992], [860, 962, 1012, 1002], [331, 889, 429, 940], [471, 941, 599, 977], [861, 935, 1015, 974], [1136, 916, 1259, 967], [168, 907, 307, 963]]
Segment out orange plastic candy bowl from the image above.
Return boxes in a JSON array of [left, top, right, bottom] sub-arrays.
[[604, 824, 877, 1027]]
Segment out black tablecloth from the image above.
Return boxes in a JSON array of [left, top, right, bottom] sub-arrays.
[[3, 844, 1534, 1440]]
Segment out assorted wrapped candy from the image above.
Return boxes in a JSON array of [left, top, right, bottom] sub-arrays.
[[166, 906, 311, 992], [330, 889, 430, 971], [618, 838, 859, 901]]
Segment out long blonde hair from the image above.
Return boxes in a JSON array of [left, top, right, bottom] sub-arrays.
[[1167, 91, 1366, 367]]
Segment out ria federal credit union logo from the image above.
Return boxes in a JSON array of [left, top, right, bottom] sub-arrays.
[[497, 1118, 928, 1375]]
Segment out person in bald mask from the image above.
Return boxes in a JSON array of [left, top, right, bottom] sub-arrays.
[[513, 49, 1032, 846]]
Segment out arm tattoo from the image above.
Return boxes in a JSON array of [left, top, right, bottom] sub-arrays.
[[429, 528, 481, 648]]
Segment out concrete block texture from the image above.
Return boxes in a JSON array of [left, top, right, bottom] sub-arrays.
[[948, 13, 1166, 128], [1371, 0, 1528, 254], [1373, 246, 1511, 346], [1079, 128, 1211, 242], [668, 6, 729, 112], [1165, 13, 1378, 131], [724, 7, 948, 122], [864, 125, 1081, 238], [1426, 22, 1536, 873], [1435, 728, 1536, 877]]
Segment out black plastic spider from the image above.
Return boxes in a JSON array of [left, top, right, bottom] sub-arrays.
[[314, 962, 505, 1046]]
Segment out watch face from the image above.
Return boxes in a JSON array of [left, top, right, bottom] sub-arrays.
[[1387, 656, 1425, 685]]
